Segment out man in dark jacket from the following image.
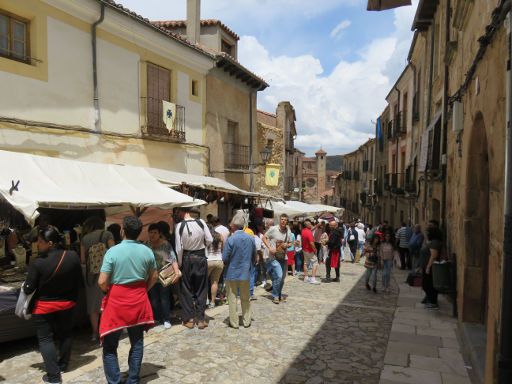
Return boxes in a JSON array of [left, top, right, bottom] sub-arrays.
[[326, 220, 344, 282]]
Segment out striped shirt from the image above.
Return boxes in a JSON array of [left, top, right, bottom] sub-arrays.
[[396, 226, 412, 248]]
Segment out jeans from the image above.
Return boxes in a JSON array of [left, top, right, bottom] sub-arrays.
[[249, 266, 258, 296], [365, 267, 377, 288], [148, 282, 171, 323], [278, 259, 287, 298], [382, 259, 393, 288], [265, 259, 283, 299], [358, 241, 365, 258], [103, 326, 144, 384], [295, 251, 303, 272], [34, 308, 75, 383]]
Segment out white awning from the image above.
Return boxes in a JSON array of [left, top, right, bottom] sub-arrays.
[[0, 150, 204, 224], [270, 201, 343, 218], [146, 166, 284, 202], [146, 167, 248, 195], [310, 204, 344, 215]]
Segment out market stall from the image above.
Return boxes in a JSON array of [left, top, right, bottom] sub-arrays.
[[0, 150, 204, 343]]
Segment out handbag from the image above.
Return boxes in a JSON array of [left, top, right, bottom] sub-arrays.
[[274, 232, 288, 262], [15, 250, 67, 320], [158, 262, 181, 287], [406, 271, 422, 287]]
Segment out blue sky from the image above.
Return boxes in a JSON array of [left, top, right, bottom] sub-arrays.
[[117, 0, 418, 156]]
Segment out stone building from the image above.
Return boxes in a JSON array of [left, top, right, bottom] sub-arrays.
[[339, 138, 375, 223], [155, 0, 268, 193], [301, 148, 328, 204], [0, 0, 216, 175], [378, 64, 417, 228], [373, 1, 511, 382], [254, 102, 299, 199]]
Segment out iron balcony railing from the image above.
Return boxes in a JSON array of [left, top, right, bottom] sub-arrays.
[[142, 97, 186, 142], [224, 143, 250, 170]]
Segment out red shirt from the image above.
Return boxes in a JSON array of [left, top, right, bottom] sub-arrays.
[[301, 228, 315, 253]]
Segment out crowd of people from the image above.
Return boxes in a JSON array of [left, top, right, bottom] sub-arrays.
[[19, 208, 444, 384]]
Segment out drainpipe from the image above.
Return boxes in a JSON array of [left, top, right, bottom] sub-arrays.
[[92, 3, 105, 131], [498, 8, 512, 383], [249, 90, 254, 192]]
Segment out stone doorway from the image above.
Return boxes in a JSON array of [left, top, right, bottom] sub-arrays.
[[461, 113, 489, 383]]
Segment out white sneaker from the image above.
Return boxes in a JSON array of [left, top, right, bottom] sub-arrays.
[[309, 278, 321, 285], [304, 276, 311, 283], [163, 321, 172, 329]]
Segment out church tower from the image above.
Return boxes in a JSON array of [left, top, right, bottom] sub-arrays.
[[316, 148, 327, 199]]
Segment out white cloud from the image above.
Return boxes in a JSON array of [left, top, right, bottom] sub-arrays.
[[239, 1, 419, 156], [330, 20, 352, 38]]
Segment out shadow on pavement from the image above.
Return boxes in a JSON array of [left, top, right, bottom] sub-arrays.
[[139, 362, 166, 384], [278, 270, 399, 384]]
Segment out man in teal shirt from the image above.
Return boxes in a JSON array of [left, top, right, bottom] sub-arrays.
[[98, 216, 158, 384]]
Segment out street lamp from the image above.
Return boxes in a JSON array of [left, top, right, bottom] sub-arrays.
[[260, 145, 272, 164]]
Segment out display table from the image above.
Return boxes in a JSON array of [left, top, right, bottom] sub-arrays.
[[0, 269, 36, 343]]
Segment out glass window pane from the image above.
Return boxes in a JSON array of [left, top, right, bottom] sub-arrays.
[[0, 15, 8, 36], [0, 36, 7, 55], [13, 20, 26, 41], [12, 40, 25, 59]]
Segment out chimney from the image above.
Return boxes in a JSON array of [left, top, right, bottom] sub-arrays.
[[186, 0, 200, 44]]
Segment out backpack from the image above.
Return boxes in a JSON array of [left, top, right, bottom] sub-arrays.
[[179, 219, 205, 239], [87, 231, 107, 275]]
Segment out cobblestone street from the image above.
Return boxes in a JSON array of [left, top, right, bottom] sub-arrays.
[[0, 263, 398, 384]]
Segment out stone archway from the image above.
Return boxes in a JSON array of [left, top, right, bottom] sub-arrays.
[[462, 112, 489, 324]]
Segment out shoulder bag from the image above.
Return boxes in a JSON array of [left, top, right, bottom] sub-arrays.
[[274, 232, 288, 262], [158, 262, 182, 287], [15, 251, 67, 320]]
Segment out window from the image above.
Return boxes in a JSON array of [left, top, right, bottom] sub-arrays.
[[0, 11, 30, 63], [224, 121, 249, 169], [402, 92, 408, 133], [147, 63, 170, 135], [191, 79, 199, 97], [221, 39, 233, 56]]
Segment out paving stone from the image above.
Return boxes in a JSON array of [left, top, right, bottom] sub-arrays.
[[409, 355, 468, 376], [389, 331, 442, 346], [441, 372, 472, 384], [417, 327, 457, 339], [387, 341, 439, 358], [391, 324, 416, 334], [442, 337, 461, 348], [380, 366, 442, 384], [383, 351, 409, 367]]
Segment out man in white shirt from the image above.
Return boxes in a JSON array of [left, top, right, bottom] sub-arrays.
[[212, 216, 230, 242], [175, 208, 213, 329]]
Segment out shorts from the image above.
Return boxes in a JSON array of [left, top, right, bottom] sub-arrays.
[[287, 251, 295, 265], [207, 260, 224, 282], [303, 251, 318, 266]]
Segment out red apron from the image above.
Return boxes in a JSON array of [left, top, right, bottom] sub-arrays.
[[99, 281, 154, 342], [330, 248, 341, 268]]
